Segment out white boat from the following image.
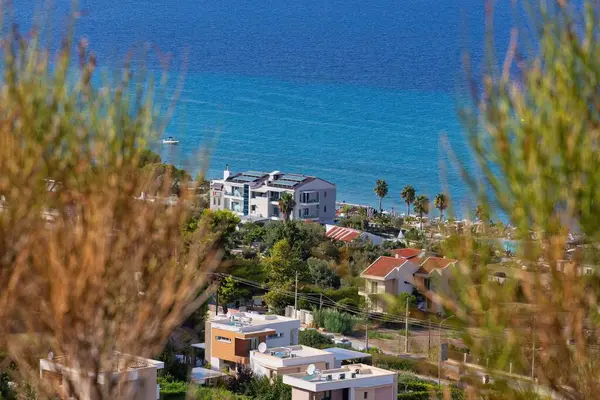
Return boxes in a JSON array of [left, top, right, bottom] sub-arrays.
[[162, 136, 179, 144]]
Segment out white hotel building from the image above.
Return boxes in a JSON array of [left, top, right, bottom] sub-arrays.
[[209, 166, 336, 224]]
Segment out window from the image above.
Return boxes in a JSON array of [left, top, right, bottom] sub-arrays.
[[215, 336, 231, 343], [303, 208, 308, 217], [249, 337, 259, 350], [370, 281, 378, 293], [324, 205, 327, 212], [251, 205, 256, 212], [267, 332, 284, 339], [213, 197, 216, 205], [364, 392, 368, 399], [298, 209, 302, 217]]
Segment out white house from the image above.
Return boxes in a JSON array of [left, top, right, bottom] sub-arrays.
[[283, 363, 398, 400], [250, 345, 336, 379], [359, 255, 422, 312], [210, 166, 336, 224], [204, 312, 300, 371]]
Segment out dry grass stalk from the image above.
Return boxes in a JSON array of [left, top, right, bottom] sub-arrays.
[[0, 13, 220, 400], [436, 1, 600, 399]]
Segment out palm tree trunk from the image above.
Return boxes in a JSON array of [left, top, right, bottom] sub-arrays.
[[406, 202, 410, 217], [419, 213, 423, 230], [379, 197, 382, 213]]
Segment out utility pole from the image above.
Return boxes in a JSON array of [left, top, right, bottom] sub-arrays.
[[405, 297, 409, 353], [365, 304, 369, 351], [294, 270, 298, 319], [215, 275, 220, 316], [438, 315, 454, 385], [531, 316, 536, 380], [428, 319, 431, 352]]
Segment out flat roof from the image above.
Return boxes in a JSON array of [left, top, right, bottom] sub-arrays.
[[190, 367, 226, 383], [210, 312, 299, 333], [283, 363, 396, 391], [252, 345, 332, 360], [323, 347, 372, 361], [40, 352, 164, 374]]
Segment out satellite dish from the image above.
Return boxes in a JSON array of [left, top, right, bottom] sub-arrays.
[[306, 364, 316, 375], [47, 351, 54, 361], [258, 342, 268, 354]]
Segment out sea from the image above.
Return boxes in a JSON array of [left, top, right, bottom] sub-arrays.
[[16, 0, 523, 216]]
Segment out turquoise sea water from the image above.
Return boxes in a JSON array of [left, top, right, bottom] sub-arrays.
[[160, 73, 471, 213], [17, 0, 523, 214]]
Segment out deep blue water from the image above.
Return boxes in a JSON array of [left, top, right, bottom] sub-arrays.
[[16, 0, 523, 215]]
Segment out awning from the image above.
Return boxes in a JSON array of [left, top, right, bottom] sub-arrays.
[[323, 347, 372, 362], [190, 367, 226, 384]]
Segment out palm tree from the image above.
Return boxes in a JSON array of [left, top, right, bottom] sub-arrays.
[[401, 185, 416, 216], [278, 192, 296, 223], [373, 179, 388, 213], [434, 193, 448, 221], [413, 195, 429, 230], [475, 204, 488, 222]]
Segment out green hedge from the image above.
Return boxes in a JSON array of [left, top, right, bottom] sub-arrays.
[[298, 329, 334, 348], [158, 376, 189, 400], [372, 354, 417, 372], [193, 387, 250, 400], [397, 391, 433, 400], [312, 308, 358, 334]]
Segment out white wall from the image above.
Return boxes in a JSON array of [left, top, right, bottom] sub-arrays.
[[294, 179, 336, 224], [394, 262, 421, 295], [264, 320, 301, 347]]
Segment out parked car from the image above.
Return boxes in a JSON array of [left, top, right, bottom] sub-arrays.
[[334, 338, 352, 347]]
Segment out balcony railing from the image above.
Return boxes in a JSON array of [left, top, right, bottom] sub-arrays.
[[299, 198, 319, 204], [224, 191, 243, 198]]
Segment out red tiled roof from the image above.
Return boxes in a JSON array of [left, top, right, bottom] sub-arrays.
[[325, 226, 362, 242], [418, 257, 457, 274], [361, 256, 408, 278], [390, 248, 422, 259]]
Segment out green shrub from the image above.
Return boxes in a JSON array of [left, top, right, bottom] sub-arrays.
[[193, 387, 249, 400], [368, 331, 394, 340], [372, 354, 417, 372], [298, 329, 334, 348], [398, 392, 436, 400], [248, 376, 291, 400], [312, 308, 358, 334], [397, 391, 432, 400], [158, 375, 189, 400]]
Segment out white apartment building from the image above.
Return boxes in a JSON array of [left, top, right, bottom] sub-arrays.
[[204, 312, 301, 371], [250, 345, 336, 379], [210, 166, 336, 224], [40, 352, 164, 400], [283, 363, 398, 400]]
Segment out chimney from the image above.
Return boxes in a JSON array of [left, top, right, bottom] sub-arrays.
[[395, 253, 400, 259], [269, 170, 281, 182], [223, 164, 231, 180]]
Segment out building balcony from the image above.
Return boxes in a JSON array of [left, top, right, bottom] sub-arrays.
[[224, 191, 243, 198], [298, 198, 319, 205]]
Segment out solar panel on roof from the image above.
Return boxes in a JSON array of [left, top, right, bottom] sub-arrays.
[[243, 171, 268, 178], [280, 174, 306, 182], [272, 180, 297, 187], [234, 176, 257, 182]]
